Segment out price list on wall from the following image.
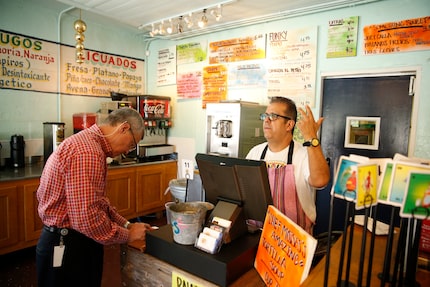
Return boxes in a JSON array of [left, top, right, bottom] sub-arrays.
[[266, 27, 317, 107]]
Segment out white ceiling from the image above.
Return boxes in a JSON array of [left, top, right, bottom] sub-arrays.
[[56, 0, 380, 40]]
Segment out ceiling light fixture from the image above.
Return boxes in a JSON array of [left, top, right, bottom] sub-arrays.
[[177, 16, 184, 33], [166, 19, 173, 34], [74, 9, 87, 64], [198, 9, 208, 28], [211, 4, 223, 21], [138, 0, 236, 38]]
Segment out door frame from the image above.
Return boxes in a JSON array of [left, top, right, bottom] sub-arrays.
[[319, 65, 422, 156]]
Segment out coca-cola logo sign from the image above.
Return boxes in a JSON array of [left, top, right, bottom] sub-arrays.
[[144, 103, 165, 115], [140, 99, 170, 118]]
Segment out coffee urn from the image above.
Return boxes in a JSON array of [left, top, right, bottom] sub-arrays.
[[10, 134, 25, 168], [43, 122, 65, 163]]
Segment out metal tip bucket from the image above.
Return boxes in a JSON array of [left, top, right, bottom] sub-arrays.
[[168, 202, 208, 245]]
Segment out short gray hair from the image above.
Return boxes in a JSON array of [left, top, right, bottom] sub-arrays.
[[103, 108, 144, 133]]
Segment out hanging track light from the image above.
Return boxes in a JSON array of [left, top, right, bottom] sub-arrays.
[[138, 0, 236, 38], [198, 9, 208, 28]]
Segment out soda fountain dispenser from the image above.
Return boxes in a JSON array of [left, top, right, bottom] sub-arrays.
[[137, 95, 175, 161]]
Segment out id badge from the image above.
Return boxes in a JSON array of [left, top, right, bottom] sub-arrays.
[[53, 245, 65, 267]]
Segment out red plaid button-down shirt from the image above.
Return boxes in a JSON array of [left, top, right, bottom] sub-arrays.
[[37, 125, 129, 244]]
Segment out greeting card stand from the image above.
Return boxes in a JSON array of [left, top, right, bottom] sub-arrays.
[[327, 202, 426, 287], [324, 192, 380, 287], [391, 210, 428, 286]]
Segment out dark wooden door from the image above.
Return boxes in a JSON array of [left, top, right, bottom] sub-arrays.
[[315, 75, 413, 235]]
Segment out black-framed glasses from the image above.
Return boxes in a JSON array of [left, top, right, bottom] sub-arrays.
[[259, 113, 291, 121], [128, 128, 138, 152]]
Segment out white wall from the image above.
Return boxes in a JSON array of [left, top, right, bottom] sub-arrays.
[[1, 0, 429, 170]]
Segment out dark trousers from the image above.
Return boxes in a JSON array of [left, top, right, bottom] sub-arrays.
[[36, 227, 104, 287]]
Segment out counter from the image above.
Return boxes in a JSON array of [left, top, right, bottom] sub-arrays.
[[123, 223, 430, 286], [0, 162, 44, 181], [0, 159, 177, 255], [0, 159, 176, 182]]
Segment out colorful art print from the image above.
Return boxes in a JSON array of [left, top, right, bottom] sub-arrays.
[[377, 161, 394, 203], [356, 163, 379, 210], [331, 156, 361, 201], [388, 161, 430, 207], [400, 171, 430, 220]]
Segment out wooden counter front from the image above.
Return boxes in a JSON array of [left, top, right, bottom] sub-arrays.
[[122, 223, 429, 286]]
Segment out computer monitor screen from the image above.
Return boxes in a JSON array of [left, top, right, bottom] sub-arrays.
[[195, 153, 273, 226]]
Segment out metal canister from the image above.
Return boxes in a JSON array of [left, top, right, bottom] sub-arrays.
[[10, 134, 25, 168]]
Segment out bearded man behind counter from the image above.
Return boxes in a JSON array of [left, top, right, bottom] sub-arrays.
[[246, 97, 330, 234], [36, 108, 152, 287]]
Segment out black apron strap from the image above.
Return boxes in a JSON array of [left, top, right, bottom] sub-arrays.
[[287, 141, 294, 164], [260, 144, 268, 160], [259, 141, 294, 163]]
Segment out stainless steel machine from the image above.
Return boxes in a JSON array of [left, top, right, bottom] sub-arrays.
[[206, 101, 267, 158]]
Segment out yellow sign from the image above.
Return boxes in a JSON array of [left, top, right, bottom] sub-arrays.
[[172, 271, 204, 287], [209, 34, 266, 64], [254, 205, 317, 287]]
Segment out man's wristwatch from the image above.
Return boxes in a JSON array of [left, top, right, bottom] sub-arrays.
[[303, 138, 320, 147], [124, 221, 131, 229]]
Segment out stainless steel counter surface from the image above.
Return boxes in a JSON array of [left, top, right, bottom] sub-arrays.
[[0, 163, 45, 182], [0, 159, 177, 182]]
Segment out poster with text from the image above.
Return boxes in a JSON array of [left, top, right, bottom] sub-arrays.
[[60, 47, 144, 97], [254, 205, 317, 287], [327, 16, 359, 58], [1, 31, 58, 93], [0, 30, 145, 97], [157, 46, 176, 86], [363, 16, 430, 55], [202, 65, 228, 108], [266, 27, 318, 107], [176, 70, 202, 99], [176, 41, 207, 65], [208, 34, 266, 64]]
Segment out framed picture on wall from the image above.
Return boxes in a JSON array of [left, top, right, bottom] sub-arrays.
[[344, 116, 380, 150]]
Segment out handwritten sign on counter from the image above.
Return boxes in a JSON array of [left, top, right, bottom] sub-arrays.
[[0, 30, 145, 97], [254, 205, 317, 287]]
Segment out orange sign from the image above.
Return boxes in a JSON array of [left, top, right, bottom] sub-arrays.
[[363, 16, 430, 55], [202, 64, 228, 108], [209, 34, 266, 64], [254, 205, 317, 287]]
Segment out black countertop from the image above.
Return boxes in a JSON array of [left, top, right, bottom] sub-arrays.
[[0, 159, 176, 182]]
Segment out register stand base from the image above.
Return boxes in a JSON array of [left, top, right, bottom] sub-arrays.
[[146, 225, 260, 287]]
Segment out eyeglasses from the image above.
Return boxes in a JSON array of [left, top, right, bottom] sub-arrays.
[[128, 128, 138, 152], [260, 113, 291, 121]]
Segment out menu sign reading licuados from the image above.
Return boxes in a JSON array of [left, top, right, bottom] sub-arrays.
[[0, 30, 145, 97]]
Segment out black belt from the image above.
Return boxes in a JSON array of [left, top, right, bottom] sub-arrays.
[[43, 225, 71, 236]]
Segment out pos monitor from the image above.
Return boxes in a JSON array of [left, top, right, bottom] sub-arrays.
[[195, 153, 273, 234]]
